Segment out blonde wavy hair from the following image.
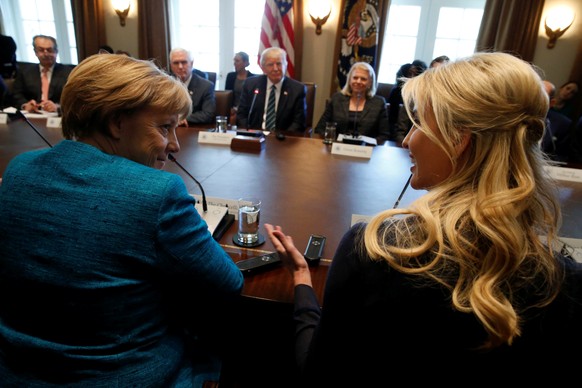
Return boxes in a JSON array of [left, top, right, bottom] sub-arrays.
[[61, 54, 191, 140], [363, 52, 562, 349]]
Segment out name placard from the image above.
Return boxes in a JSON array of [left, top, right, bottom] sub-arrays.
[[331, 142, 373, 159], [0, 114, 7, 124], [47, 117, 62, 128], [192, 195, 241, 218], [544, 166, 582, 183], [198, 131, 235, 145]]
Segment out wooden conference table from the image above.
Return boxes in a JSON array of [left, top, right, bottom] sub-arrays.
[[3, 116, 582, 387], [2, 117, 582, 306]]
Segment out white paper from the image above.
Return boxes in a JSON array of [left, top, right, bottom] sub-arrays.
[[47, 117, 62, 128], [191, 195, 240, 218], [331, 142, 373, 159], [192, 201, 228, 235], [198, 131, 236, 145], [544, 166, 582, 183]]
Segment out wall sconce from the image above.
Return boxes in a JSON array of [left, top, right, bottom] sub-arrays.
[[309, 0, 332, 35], [112, 0, 131, 27], [544, 6, 575, 49]]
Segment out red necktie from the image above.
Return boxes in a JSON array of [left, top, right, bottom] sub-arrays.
[[41, 68, 49, 101]]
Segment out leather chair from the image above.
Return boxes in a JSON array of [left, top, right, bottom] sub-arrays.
[[376, 82, 394, 103], [214, 89, 233, 122], [277, 82, 316, 138], [207, 72, 217, 87]]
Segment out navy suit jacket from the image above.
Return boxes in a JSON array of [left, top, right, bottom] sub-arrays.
[[542, 110, 572, 162], [236, 75, 306, 133], [185, 72, 216, 124], [315, 92, 390, 143], [12, 63, 72, 107]]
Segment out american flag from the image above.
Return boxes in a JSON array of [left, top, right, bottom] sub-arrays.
[[346, 20, 362, 46], [259, 0, 295, 78]]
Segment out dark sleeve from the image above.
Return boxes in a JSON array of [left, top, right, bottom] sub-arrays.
[[187, 79, 216, 124], [295, 223, 367, 376], [225, 72, 234, 91], [293, 284, 321, 371], [374, 96, 390, 143], [286, 81, 306, 133], [11, 68, 35, 107], [236, 79, 252, 128], [388, 86, 402, 125]]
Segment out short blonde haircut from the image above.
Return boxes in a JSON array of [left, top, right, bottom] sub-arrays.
[[61, 54, 191, 140], [363, 52, 562, 349], [341, 62, 377, 98]]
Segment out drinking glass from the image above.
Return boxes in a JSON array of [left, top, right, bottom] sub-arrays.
[[215, 116, 228, 133], [237, 198, 261, 244], [323, 121, 337, 144]]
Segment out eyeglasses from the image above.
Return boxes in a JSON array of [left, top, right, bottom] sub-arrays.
[[35, 47, 57, 54]]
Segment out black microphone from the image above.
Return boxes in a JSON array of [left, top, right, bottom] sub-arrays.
[[168, 153, 208, 212], [352, 92, 362, 138], [392, 174, 412, 209], [16, 110, 53, 148], [247, 88, 259, 130]]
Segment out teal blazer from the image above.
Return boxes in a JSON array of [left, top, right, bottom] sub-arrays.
[[0, 140, 243, 386]]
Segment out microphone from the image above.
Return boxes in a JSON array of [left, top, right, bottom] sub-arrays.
[[352, 92, 362, 138], [168, 153, 208, 212], [392, 174, 412, 209], [16, 110, 53, 148], [247, 88, 260, 130]]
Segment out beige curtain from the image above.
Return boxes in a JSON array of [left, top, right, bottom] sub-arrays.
[[71, 0, 107, 62], [137, 0, 171, 70], [375, 0, 391, 78], [475, 0, 545, 62]]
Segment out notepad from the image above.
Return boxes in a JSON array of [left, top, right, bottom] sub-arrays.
[[194, 203, 229, 236]]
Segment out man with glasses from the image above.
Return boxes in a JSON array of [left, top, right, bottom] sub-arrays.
[[13, 35, 72, 113]]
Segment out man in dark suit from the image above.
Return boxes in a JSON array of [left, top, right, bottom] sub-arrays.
[[169, 48, 215, 125], [0, 33, 17, 79], [12, 35, 72, 113], [236, 47, 306, 133]]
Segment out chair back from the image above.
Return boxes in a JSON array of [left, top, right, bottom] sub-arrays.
[[303, 82, 317, 131], [214, 90, 233, 120], [376, 82, 394, 102], [207, 72, 217, 87]]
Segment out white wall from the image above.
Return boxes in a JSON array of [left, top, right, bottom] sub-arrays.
[[533, 0, 581, 87]]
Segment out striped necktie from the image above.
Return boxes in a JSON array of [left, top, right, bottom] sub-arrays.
[[265, 84, 277, 130]]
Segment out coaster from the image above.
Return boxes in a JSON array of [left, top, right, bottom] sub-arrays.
[[233, 233, 266, 247]]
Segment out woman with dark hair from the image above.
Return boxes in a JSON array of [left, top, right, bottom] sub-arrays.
[[551, 80, 579, 120]]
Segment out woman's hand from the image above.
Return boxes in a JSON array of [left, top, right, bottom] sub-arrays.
[[264, 223, 312, 287]]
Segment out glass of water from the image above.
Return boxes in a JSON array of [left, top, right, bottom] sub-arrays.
[[237, 198, 261, 244], [215, 115, 228, 133], [323, 121, 337, 144]]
